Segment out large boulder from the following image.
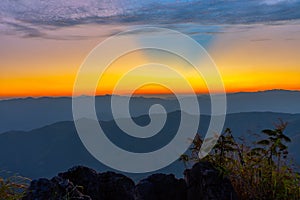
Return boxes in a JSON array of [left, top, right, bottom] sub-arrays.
[[135, 173, 187, 200], [58, 166, 135, 200], [184, 162, 238, 200], [22, 176, 91, 200]]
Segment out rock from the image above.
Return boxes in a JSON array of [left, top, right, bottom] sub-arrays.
[[22, 176, 91, 200], [135, 173, 187, 200], [23, 163, 238, 200], [58, 166, 100, 199], [58, 166, 135, 200], [97, 171, 135, 200], [184, 161, 238, 200]]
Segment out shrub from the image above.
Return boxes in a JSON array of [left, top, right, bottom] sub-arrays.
[[180, 121, 300, 200], [0, 172, 30, 200]]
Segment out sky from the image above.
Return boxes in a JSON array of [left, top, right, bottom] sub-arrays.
[[0, 0, 300, 97]]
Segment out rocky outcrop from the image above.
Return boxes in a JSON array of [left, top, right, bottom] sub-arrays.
[[185, 162, 238, 200], [22, 176, 91, 200], [23, 166, 135, 200], [23, 162, 238, 200], [135, 173, 186, 200], [58, 166, 136, 200]]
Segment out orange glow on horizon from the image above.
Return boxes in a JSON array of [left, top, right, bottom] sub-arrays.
[[1, 23, 300, 98]]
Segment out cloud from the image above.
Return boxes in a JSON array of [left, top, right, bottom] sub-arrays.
[[261, 0, 297, 5], [250, 38, 272, 42], [0, 17, 44, 38], [1, 0, 300, 38]]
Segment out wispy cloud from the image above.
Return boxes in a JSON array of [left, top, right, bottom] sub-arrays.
[[1, 0, 300, 38], [260, 0, 297, 5]]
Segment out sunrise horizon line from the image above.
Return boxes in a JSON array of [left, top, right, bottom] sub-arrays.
[[1, 88, 299, 101]]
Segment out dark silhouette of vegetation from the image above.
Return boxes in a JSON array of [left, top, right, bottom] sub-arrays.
[[181, 120, 300, 200], [0, 173, 30, 200]]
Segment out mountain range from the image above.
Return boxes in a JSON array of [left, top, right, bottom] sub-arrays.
[[0, 90, 299, 180], [1, 89, 300, 133], [0, 111, 299, 180]]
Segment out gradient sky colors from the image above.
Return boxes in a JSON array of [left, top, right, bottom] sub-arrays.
[[1, 0, 300, 98]]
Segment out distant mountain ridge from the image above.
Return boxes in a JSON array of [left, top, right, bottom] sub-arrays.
[[0, 111, 299, 179], [1, 90, 300, 133]]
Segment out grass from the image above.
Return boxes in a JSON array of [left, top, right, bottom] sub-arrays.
[[0, 171, 30, 200], [180, 120, 300, 200]]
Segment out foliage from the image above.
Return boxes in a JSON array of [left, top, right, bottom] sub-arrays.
[[0, 172, 30, 200], [180, 120, 300, 200]]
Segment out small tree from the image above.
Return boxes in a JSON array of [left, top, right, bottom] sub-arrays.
[[256, 120, 291, 170]]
